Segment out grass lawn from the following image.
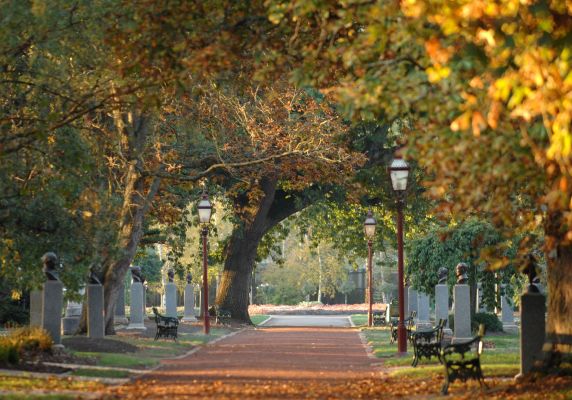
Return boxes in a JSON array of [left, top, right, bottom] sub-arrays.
[[351, 314, 368, 326], [71, 327, 232, 371], [0, 375, 105, 392], [250, 315, 270, 325], [70, 368, 131, 379], [362, 326, 521, 378]]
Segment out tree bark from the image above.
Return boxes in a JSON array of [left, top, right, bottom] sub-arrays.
[[216, 177, 312, 322], [77, 113, 161, 335], [216, 177, 277, 322], [546, 243, 572, 354]]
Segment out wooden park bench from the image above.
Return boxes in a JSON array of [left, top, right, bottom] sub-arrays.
[[441, 324, 487, 395], [152, 307, 179, 341], [411, 318, 447, 367], [390, 311, 416, 344], [372, 309, 387, 326], [209, 306, 232, 325]]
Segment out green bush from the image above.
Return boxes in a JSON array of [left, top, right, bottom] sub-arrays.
[[472, 312, 503, 333], [0, 339, 19, 365], [0, 296, 28, 326], [448, 312, 503, 334]]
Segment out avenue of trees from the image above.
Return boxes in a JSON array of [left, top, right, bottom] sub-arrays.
[[1, 0, 571, 360]]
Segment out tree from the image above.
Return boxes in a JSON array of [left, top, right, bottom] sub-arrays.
[[406, 219, 518, 318], [267, 0, 572, 356], [211, 83, 364, 321]]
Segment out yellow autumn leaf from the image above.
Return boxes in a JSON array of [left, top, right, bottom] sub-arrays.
[[426, 65, 451, 83]]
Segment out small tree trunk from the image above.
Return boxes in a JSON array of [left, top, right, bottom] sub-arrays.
[[76, 173, 160, 335], [546, 244, 572, 354]]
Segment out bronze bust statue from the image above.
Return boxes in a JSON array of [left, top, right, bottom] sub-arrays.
[[186, 272, 192, 284], [42, 252, 59, 281], [437, 267, 448, 284], [455, 262, 469, 284], [167, 269, 175, 283], [522, 253, 540, 293], [88, 265, 102, 285], [130, 266, 143, 283]]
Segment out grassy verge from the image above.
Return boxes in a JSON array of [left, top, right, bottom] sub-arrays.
[[250, 315, 270, 325], [0, 375, 105, 392], [70, 368, 131, 379], [363, 327, 520, 378], [71, 327, 232, 370], [351, 314, 368, 326]]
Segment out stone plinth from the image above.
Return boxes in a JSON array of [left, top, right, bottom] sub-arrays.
[[417, 292, 431, 329], [87, 284, 105, 339], [114, 283, 128, 325], [42, 281, 63, 345], [408, 287, 418, 316], [403, 285, 409, 320], [29, 289, 43, 328], [435, 284, 452, 335], [182, 284, 197, 322], [165, 282, 177, 318], [62, 300, 82, 335], [519, 292, 546, 375], [501, 289, 518, 333], [453, 284, 471, 342], [127, 282, 146, 330]]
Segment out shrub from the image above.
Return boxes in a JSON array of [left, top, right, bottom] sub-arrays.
[[448, 312, 503, 334], [472, 312, 503, 333], [0, 338, 19, 365], [9, 326, 54, 353], [0, 299, 28, 326]]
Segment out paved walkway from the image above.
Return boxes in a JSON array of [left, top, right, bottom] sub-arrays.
[[107, 325, 377, 399], [263, 315, 352, 327]]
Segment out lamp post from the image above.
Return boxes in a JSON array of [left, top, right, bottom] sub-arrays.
[[389, 157, 410, 354], [197, 191, 212, 335], [364, 210, 376, 327]]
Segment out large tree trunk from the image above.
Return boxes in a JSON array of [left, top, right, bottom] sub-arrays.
[[216, 177, 278, 322], [216, 222, 267, 321], [546, 243, 572, 354], [216, 177, 312, 322]]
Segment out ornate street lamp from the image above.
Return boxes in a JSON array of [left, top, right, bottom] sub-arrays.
[[197, 190, 212, 334], [364, 210, 376, 327], [389, 157, 410, 354]]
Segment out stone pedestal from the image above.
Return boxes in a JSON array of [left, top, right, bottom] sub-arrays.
[[127, 282, 146, 330], [407, 287, 418, 316], [403, 285, 409, 320], [29, 289, 43, 328], [435, 284, 452, 335], [182, 284, 197, 322], [501, 289, 518, 333], [42, 281, 63, 345], [62, 300, 82, 335], [87, 284, 105, 339], [165, 282, 177, 318], [519, 292, 545, 375], [114, 284, 128, 325], [417, 292, 431, 329], [453, 284, 471, 342], [476, 283, 487, 312]]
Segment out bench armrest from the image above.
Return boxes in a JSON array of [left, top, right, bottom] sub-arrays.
[[442, 336, 482, 360]]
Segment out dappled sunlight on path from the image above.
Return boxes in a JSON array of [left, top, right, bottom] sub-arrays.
[[105, 326, 379, 399]]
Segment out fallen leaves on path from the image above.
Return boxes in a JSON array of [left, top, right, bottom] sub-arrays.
[[102, 374, 572, 399]]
